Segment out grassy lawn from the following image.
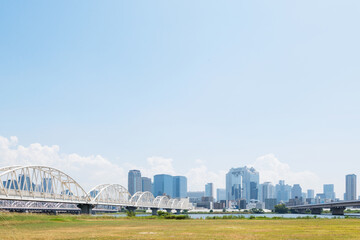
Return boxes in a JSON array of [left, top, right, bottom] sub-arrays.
[[0, 213, 360, 239]]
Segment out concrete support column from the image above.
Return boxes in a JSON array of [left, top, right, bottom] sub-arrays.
[[176, 209, 181, 215], [297, 209, 306, 214], [151, 208, 159, 216], [77, 204, 94, 214], [165, 209, 172, 213], [310, 208, 322, 215], [126, 206, 137, 215], [331, 207, 346, 215]]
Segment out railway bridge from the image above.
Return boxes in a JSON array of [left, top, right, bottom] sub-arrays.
[[0, 165, 191, 214]]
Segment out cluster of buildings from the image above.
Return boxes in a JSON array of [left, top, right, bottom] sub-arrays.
[[188, 168, 359, 211], [128, 170, 187, 198], [128, 168, 359, 211]]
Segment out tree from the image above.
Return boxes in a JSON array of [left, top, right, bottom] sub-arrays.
[[251, 208, 264, 214], [274, 204, 288, 214]]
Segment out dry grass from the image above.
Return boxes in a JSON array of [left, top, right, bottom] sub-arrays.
[[0, 213, 360, 239]]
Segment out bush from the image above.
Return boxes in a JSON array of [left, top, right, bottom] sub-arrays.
[[250, 208, 264, 214], [157, 211, 170, 217], [126, 210, 136, 217], [274, 204, 288, 214]]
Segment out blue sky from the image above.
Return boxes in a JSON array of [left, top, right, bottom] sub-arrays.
[[1, 1, 360, 196]]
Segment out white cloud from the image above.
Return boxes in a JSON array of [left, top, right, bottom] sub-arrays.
[[128, 156, 225, 192], [0, 136, 323, 196], [249, 154, 322, 192], [0, 136, 126, 191], [185, 165, 226, 192]]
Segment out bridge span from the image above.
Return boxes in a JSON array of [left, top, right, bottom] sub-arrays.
[[0, 165, 191, 214], [288, 200, 360, 215]]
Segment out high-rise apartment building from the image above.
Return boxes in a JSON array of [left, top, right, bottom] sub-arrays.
[[226, 166, 259, 202], [141, 177, 152, 192], [205, 183, 214, 198], [128, 170, 142, 196], [345, 174, 357, 201]]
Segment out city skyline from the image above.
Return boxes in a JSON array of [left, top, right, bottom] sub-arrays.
[[1, 0, 360, 203], [0, 135, 358, 199]]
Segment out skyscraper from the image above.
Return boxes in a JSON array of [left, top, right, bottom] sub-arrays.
[[307, 189, 315, 199], [173, 176, 187, 198], [345, 174, 357, 201], [216, 188, 226, 201], [128, 170, 142, 196], [153, 174, 173, 197], [261, 182, 275, 202], [276, 180, 291, 203], [291, 184, 302, 199], [226, 166, 259, 202], [205, 183, 213, 198], [141, 177, 152, 192], [323, 184, 335, 200]]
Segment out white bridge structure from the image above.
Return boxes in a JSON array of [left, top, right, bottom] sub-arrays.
[[0, 166, 191, 214]]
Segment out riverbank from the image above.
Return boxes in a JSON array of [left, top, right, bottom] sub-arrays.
[[1, 213, 360, 239]]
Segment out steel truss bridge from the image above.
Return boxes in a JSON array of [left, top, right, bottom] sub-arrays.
[[0, 166, 191, 214]]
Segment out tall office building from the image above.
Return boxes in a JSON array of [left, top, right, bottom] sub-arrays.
[[323, 184, 335, 200], [173, 176, 187, 198], [307, 189, 315, 199], [226, 166, 259, 202], [153, 174, 173, 197], [291, 184, 302, 199], [261, 182, 275, 202], [276, 180, 291, 203], [217, 188, 226, 201], [205, 183, 214, 198], [141, 177, 152, 192], [128, 170, 142, 196], [345, 174, 357, 201]]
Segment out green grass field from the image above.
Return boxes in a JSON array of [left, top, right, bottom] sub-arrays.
[[1, 213, 360, 239]]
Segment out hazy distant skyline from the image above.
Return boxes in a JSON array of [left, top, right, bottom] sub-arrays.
[[1, 1, 360, 197]]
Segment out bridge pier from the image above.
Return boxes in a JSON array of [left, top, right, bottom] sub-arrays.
[[175, 209, 181, 215], [331, 207, 346, 215], [151, 208, 159, 215], [310, 208, 322, 215], [296, 209, 307, 214], [125, 206, 137, 216], [165, 209, 172, 214], [77, 204, 94, 214]]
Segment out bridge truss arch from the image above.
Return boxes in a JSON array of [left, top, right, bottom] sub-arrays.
[[177, 198, 190, 209], [88, 184, 131, 205], [0, 166, 90, 203], [167, 199, 179, 209], [129, 191, 155, 207], [153, 195, 170, 209]]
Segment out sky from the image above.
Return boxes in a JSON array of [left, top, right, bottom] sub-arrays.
[[1, 1, 360, 198]]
